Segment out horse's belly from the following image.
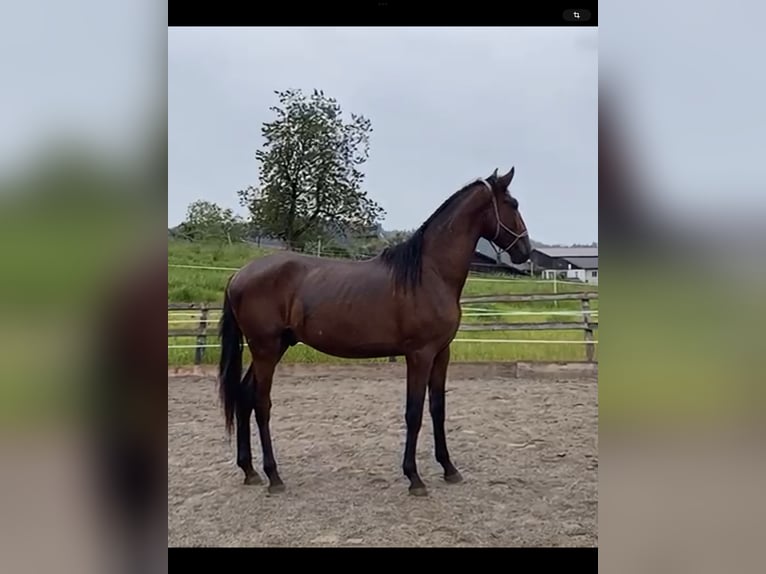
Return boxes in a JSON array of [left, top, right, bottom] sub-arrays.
[[303, 336, 400, 359], [297, 312, 400, 359]]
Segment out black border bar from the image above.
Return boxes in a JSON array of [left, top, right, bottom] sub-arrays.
[[168, 1, 598, 27], [169, 546, 598, 570]]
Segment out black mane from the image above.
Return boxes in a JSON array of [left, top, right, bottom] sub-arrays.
[[379, 177, 490, 291]]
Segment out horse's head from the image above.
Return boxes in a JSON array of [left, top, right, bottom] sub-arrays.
[[479, 166, 531, 264]]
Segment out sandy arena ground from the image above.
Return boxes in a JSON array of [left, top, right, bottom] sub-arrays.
[[168, 363, 597, 547]]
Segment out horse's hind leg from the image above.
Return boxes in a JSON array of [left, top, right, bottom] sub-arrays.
[[250, 337, 288, 494], [236, 364, 262, 485]]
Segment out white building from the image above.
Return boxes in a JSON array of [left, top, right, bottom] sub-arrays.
[[533, 247, 598, 284]]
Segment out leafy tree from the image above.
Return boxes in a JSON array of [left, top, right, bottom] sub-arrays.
[[181, 200, 245, 243], [238, 89, 385, 249]]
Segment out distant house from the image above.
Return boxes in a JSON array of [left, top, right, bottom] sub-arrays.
[[530, 246, 598, 284], [470, 238, 530, 276]]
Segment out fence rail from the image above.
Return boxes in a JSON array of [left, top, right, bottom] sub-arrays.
[[461, 291, 597, 303], [168, 292, 598, 364]]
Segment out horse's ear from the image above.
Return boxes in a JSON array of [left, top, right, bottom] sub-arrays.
[[498, 166, 515, 188], [491, 168, 498, 179]]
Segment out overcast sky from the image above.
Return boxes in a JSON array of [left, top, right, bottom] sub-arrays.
[[169, 27, 598, 245]]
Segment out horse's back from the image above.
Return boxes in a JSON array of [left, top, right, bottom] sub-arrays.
[[230, 251, 314, 293]]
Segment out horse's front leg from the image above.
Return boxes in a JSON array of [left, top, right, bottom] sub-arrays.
[[428, 345, 462, 483], [402, 349, 435, 496]]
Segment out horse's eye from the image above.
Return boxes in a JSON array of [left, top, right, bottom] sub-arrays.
[[508, 197, 519, 210]]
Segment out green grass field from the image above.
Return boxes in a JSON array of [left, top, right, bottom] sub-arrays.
[[168, 240, 598, 365]]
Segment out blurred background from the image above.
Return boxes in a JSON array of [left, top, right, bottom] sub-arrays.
[[0, 0, 764, 569], [0, 1, 167, 573], [599, 1, 765, 572]]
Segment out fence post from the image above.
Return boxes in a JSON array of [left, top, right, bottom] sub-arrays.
[[195, 303, 209, 365], [580, 296, 595, 362]]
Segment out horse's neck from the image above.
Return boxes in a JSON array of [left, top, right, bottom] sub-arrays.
[[422, 197, 486, 296]]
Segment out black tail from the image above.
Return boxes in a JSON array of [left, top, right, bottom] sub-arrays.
[[218, 286, 242, 436]]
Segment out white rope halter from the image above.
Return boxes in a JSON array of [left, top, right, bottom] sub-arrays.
[[479, 178, 528, 258]]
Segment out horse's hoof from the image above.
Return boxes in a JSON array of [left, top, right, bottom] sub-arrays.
[[409, 485, 428, 497], [444, 470, 463, 484], [244, 473, 263, 485], [267, 482, 286, 494]]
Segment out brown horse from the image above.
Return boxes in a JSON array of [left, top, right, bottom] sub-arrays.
[[218, 166, 531, 496]]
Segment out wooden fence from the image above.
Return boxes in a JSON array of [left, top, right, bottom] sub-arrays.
[[168, 291, 598, 364]]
